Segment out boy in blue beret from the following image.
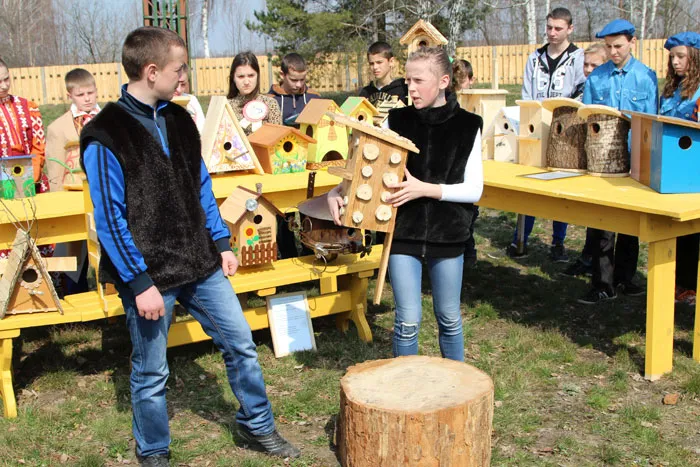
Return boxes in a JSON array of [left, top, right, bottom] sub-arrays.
[[578, 19, 658, 305]]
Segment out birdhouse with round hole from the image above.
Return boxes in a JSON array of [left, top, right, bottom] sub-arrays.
[[340, 97, 379, 126], [400, 19, 448, 56], [628, 112, 700, 193], [0, 155, 35, 199], [248, 124, 315, 175], [296, 99, 349, 170], [542, 98, 587, 172], [516, 100, 552, 167]]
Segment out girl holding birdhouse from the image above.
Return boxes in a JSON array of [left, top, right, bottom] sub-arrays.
[[328, 47, 483, 361], [227, 52, 282, 135], [660, 32, 700, 305]]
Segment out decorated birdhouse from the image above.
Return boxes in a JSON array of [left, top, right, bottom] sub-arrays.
[[219, 184, 284, 267], [373, 97, 406, 127], [340, 97, 379, 125], [296, 99, 349, 169], [399, 19, 448, 55], [61, 141, 85, 190], [628, 112, 700, 193], [578, 105, 630, 177], [456, 89, 508, 160], [516, 100, 552, 167], [542, 98, 587, 172], [483, 106, 519, 163], [200, 96, 264, 174], [247, 124, 314, 175], [0, 155, 35, 199]]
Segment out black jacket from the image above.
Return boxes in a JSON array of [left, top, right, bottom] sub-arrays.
[[388, 94, 483, 257], [359, 78, 409, 106]]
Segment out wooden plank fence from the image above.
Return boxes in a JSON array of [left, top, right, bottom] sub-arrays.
[[8, 39, 668, 106]]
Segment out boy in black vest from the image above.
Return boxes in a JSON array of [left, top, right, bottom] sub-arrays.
[[80, 27, 299, 466]]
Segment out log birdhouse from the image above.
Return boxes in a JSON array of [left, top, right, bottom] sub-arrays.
[[483, 106, 519, 163], [296, 99, 349, 169], [200, 96, 264, 174], [628, 112, 700, 193], [248, 124, 315, 175], [578, 105, 631, 177], [340, 97, 379, 125], [0, 155, 35, 199], [456, 90, 508, 160], [373, 97, 405, 127], [219, 184, 284, 267], [399, 19, 448, 55], [516, 100, 552, 167], [542, 98, 587, 172], [0, 230, 65, 318]]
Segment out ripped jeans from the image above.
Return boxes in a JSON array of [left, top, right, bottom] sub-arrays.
[[388, 254, 465, 361]]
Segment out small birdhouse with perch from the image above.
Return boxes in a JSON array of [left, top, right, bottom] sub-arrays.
[[219, 184, 284, 267], [340, 97, 379, 126], [400, 19, 448, 55], [200, 96, 264, 174], [296, 99, 349, 169], [0, 155, 35, 199], [248, 124, 315, 175]]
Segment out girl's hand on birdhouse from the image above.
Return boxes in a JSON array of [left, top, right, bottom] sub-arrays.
[[221, 251, 239, 276], [327, 185, 344, 226], [135, 285, 166, 321], [385, 169, 442, 207]]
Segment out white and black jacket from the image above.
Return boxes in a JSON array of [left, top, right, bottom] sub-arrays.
[[522, 43, 586, 101]]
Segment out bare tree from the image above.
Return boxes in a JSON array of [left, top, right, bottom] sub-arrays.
[[525, 0, 537, 44], [0, 0, 59, 66]]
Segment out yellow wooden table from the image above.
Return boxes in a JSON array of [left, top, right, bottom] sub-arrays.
[[480, 161, 700, 380]]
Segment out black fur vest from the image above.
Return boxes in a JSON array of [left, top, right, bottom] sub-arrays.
[[80, 103, 220, 290], [388, 95, 483, 257]]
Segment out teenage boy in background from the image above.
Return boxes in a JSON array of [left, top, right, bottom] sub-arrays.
[[268, 53, 320, 127], [359, 41, 408, 106]]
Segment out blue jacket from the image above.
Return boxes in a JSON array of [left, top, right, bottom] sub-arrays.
[[82, 86, 230, 294], [582, 56, 658, 113], [660, 85, 700, 121], [268, 84, 321, 126], [522, 43, 586, 101]]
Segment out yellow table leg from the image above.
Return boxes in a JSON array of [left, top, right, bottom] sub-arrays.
[[694, 239, 700, 363], [336, 274, 372, 342], [0, 331, 20, 418], [645, 238, 676, 381]]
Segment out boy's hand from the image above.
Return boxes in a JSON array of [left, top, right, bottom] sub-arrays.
[[221, 251, 239, 276], [135, 286, 165, 321], [385, 169, 442, 207], [327, 185, 344, 226]]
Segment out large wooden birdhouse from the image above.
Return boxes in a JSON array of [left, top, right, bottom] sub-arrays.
[[578, 105, 630, 177], [629, 112, 700, 193], [248, 124, 315, 175], [400, 19, 448, 55], [483, 107, 519, 163], [219, 184, 284, 267], [0, 155, 35, 199], [340, 97, 379, 126], [296, 99, 349, 169], [516, 100, 552, 167], [542, 98, 587, 172], [200, 96, 264, 174]]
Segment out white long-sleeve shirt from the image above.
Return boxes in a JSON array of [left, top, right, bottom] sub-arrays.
[[439, 129, 483, 203]]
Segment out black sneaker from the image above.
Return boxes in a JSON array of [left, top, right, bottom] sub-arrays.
[[562, 259, 592, 277], [237, 425, 301, 459], [616, 282, 645, 296], [577, 288, 617, 305], [506, 243, 528, 258], [139, 455, 170, 467], [550, 244, 569, 263]]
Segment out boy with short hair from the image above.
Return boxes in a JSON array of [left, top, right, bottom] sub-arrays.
[[359, 41, 408, 106], [578, 19, 658, 305], [268, 53, 320, 126], [80, 27, 299, 465]]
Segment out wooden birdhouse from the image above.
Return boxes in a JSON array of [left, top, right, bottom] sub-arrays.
[[399, 19, 448, 56], [200, 96, 264, 174], [456, 89, 508, 160], [628, 112, 700, 193], [373, 97, 406, 127], [578, 105, 630, 177], [61, 141, 86, 191], [483, 106, 519, 163], [296, 99, 349, 169], [248, 124, 315, 175], [542, 98, 587, 172], [340, 97, 379, 125], [516, 100, 552, 167], [219, 184, 284, 267], [0, 155, 35, 199]]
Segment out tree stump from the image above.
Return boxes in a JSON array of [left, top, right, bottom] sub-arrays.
[[338, 356, 494, 467]]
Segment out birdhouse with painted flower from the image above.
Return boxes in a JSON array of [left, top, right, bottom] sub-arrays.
[[248, 124, 315, 174], [296, 99, 349, 169], [0, 155, 35, 199], [219, 184, 284, 267]]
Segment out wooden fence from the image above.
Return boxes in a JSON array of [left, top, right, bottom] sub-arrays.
[[8, 39, 668, 106]]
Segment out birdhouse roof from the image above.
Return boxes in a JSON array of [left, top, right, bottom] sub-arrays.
[[219, 186, 284, 225], [328, 112, 419, 153], [399, 19, 448, 46], [247, 123, 316, 148], [578, 105, 629, 121], [541, 97, 584, 112], [0, 155, 34, 162], [626, 111, 700, 131], [340, 97, 379, 117], [171, 95, 191, 109], [515, 99, 543, 109], [295, 99, 342, 125]]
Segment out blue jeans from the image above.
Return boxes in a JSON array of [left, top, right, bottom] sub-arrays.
[[513, 216, 568, 246], [116, 269, 275, 458], [388, 254, 465, 361]]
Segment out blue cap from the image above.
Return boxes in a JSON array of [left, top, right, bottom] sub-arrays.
[[664, 32, 700, 50], [595, 19, 635, 39]]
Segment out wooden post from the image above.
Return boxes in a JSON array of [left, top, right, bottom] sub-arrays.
[[339, 356, 494, 466], [491, 46, 498, 90], [373, 232, 392, 305]]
